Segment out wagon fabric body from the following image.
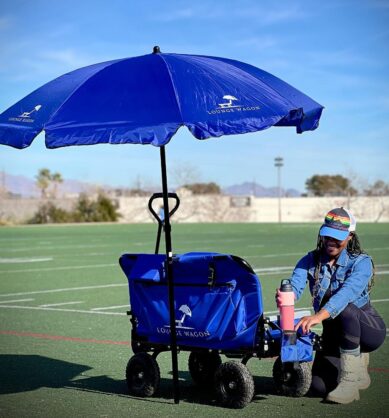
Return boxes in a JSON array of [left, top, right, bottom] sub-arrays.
[[120, 252, 264, 351]]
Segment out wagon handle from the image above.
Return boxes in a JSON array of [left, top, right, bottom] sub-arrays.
[[148, 193, 180, 254]]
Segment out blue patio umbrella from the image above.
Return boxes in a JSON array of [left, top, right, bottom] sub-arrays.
[[0, 46, 323, 403]]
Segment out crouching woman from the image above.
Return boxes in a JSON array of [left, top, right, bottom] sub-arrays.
[[279, 208, 386, 404]]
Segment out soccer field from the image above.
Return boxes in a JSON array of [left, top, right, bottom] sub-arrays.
[[0, 223, 388, 417]]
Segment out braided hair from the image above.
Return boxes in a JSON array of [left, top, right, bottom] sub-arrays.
[[312, 232, 375, 296]]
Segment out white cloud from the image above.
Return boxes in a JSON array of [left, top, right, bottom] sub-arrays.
[[151, 8, 195, 22], [235, 4, 311, 24], [150, 3, 310, 24], [0, 43, 110, 84], [38, 49, 94, 69], [231, 36, 280, 51]]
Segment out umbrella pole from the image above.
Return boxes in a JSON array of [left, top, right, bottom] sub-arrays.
[[160, 145, 180, 404]]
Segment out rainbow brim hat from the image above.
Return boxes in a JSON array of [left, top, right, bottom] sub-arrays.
[[319, 207, 356, 241]]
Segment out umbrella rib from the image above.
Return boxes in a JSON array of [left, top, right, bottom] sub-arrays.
[[210, 55, 304, 111], [156, 54, 185, 125], [44, 58, 129, 130]]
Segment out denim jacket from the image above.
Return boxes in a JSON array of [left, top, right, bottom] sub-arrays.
[[289, 249, 373, 318]]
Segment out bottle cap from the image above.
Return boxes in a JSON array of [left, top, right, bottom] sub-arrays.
[[280, 279, 293, 292]]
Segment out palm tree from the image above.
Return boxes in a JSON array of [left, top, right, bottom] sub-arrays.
[[36, 168, 51, 199], [51, 172, 63, 199]]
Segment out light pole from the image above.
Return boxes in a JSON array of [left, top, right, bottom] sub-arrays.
[[274, 157, 284, 223]]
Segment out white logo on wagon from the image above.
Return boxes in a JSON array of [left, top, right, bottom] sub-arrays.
[[156, 303, 211, 338], [175, 304, 193, 329]]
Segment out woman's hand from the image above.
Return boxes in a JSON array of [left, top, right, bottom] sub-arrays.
[[275, 287, 296, 308], [275, 288, 282, 308], [294, 309, 330, 334]]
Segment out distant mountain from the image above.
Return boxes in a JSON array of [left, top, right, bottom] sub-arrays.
[[1, 173, 301, 199], [1, 173, 37, 197], [1, 172, 111, 198], [223, 181, 301, 197]]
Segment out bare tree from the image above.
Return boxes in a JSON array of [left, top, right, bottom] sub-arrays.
[[170, 161, 201, 189]]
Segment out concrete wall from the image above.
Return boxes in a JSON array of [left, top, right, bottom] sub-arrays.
[[0, 198, 77, 224], [118, 195, 389, 223], [2, 195, 388, 224]]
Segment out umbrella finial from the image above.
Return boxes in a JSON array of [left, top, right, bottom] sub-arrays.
[[153, 46, 161, 54]]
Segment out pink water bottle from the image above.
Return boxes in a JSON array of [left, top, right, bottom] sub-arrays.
[[279, 279, 295, 331]]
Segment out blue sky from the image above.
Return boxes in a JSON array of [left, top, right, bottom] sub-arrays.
[[0, 0, 388, 192]]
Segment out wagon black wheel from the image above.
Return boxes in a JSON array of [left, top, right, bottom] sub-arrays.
[[188, 351, 222, 386], [214, 361, 254, 409], [272, 356, 312, 397], [126, 352, 160, 397]]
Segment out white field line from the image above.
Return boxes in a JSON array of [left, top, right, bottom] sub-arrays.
[[0, 244, 116, 253], [254, 266, 293, 273], [0, 263, 117, 274], [78, 252, 109, 257], [255, 265, 389, 277], [265, 298, 389, 315], [244, 249, 389, 259], [177, 238, 248, 245], [91, 304, 129, 311], [1, 299, 386, 318], [0, 283, 126, 298], [0, 299, 389, 316], [2, 267, 388, 278], [260, 253, 303, 259], [0, 295, 387, 317], [0, 298, 34, 304], [39, 301, 83, 308], [0, 239, 246, 253], [0, 305, 126, 316], [0, 257, 53, 264], [257, 270, 389, 277], [265, 308, 313, 315]]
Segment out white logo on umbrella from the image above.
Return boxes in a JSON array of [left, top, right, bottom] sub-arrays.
[[19, 105, 42, 118], [207, 95, 260, 115], [218, 95, 240, 108]]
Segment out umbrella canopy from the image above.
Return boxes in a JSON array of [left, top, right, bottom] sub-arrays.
[[0, 47, 323, 405], [0, 47, 323, 149]]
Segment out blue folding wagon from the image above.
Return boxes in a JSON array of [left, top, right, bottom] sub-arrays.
[[119, 195, 321, 408]]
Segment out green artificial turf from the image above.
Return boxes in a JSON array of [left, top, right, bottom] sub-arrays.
[[0, 223, 388, 417]]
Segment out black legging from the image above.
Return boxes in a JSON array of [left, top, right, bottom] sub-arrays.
[[311, 303, 386, 395]]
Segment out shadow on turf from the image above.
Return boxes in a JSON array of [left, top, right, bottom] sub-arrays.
[[0, 354, 91, 395], [66, 371, 275, 406], [156, 371, 276, 405], [0, 354, 276, 406], [0, 354, 131, 399]]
